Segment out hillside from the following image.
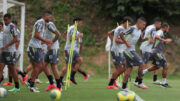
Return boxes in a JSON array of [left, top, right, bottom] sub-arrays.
[[11, 0, 180, 76]]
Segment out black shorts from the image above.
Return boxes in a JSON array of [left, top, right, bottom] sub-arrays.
[[152, 52, 167, 67], [65, 50, 80, 64], [2, 52, 17, 65], [141, 51, 153, 64], [0, 54, 4, 63], [111, 51, 125, 66], [124, 51, 144, 68], [44, 49, 60, 64], [28, 47, 44, 63]]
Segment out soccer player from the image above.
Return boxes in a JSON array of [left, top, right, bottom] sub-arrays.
[[135, 17, 162, 85], [3, 20, 28, 86], [63, 31, 90, 83], [26, 11, 53, 92], [43, 20, 62, 91], [0, 22, 4, 86], [120, 17, 148, 91], [0, 14, 20, 92], [142, 23, 172, 88], [107, 16, 133, 89], [59, 17, 83, 85]]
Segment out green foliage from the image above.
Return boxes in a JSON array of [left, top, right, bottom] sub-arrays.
[[93, 0, 180, 23]]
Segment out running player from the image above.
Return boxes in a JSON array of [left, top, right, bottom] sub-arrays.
[[143, 23, 172, 88], [135, 17, 162, 85], [63, 31, 90, 83], [0, 14, 20, 92], [107, 16, 133, 89], [120, 17, 148, 91], [3, 20, 28, 86], [26, 11, 53, 92], [43, 20, 62, 91], [59, 17, 83, 85]]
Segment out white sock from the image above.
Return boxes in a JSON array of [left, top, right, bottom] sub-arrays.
[[162, 78, 166, 84], [143, 69, 148, 74]]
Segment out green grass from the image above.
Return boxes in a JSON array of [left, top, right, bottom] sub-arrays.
[[0, 74, 180, 101]]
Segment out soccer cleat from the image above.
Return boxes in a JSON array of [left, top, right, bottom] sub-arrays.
[[3, 82, 14, 86], [138, 83, 148, 89], [161, 83, 171, 88], [84, 74, 90, 82], [30, 87, 40, 93], [8, 87, 20, 92], [113, 80, 119, 87], [22, 75, 28, 85], [35, 79, 43, 84], [153, 80, 162, 85], [107, 85, 118, 89], [55, 87, 63, 92], [45, 84, 56, 91]]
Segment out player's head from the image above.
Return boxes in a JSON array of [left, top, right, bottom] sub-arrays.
[[122, 16, 133, 28], [42, 11, 52, 23], [0, 22, 3, 31], [3, 13, 12, 25], [153, 17, 162, 29], [12, 20, 18, 27], [136, 17, 147, 30], [73, 17, 83, 27], [161, 23, 169, 32]]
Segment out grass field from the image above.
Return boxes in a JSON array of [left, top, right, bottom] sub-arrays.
[[0, 74, 180, 101]]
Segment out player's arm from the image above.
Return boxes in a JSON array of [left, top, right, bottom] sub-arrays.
[[115, 29, 124, 44], [34, 23, 52, 44], [69, 31, 83, 41], [120, 27, 133, 48], [79, 43, 82, 54], [155, 35, 172, 44], [52, 30, 61, 43], [108, 30, 114, 40], [1, 25, 18, 50], [15, 39, 20, 50]]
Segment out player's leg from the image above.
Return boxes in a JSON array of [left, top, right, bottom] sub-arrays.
[[0, 63, 5, 85], [78, 68, 90, 82], [59, 63, 68, 86], [122, 67, 133, 91]]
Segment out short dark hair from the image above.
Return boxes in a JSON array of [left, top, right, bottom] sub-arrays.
[[36, 16, 42, 20], [123, 16, 133, 23], [153, 17, 161, 23], [137, 17, 146, 22], [12, 20, 18, 25], [161, 23, 169, 28], [0, 22, 3, 26], [4, 13, 11, 19], [43, 11, 52, 16], [73, 17, 83, 23]]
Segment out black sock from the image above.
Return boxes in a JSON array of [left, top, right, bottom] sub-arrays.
[[135, 77, 139, 82], [18, 71, 25, 78], [59, 76, 64, 82], [56, 79, 61, 88], [138, 79, 142, 84], [15, 82, 19, 89], [71, 71, 76, 79], [153, 75, 157, 81], [122, 83, 127, 89], [47, 75, 54, 85], [108, 79, 115, 86], [78, 70, 87, 77], [28, 78, 32, 83], [9, 76, 13, 83], [36, 76, 38, 79], [30, 82, 34, 87]]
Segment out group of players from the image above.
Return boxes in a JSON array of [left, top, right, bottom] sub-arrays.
[[107, 16, 172, 91], [0, 11, 90, 93]]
